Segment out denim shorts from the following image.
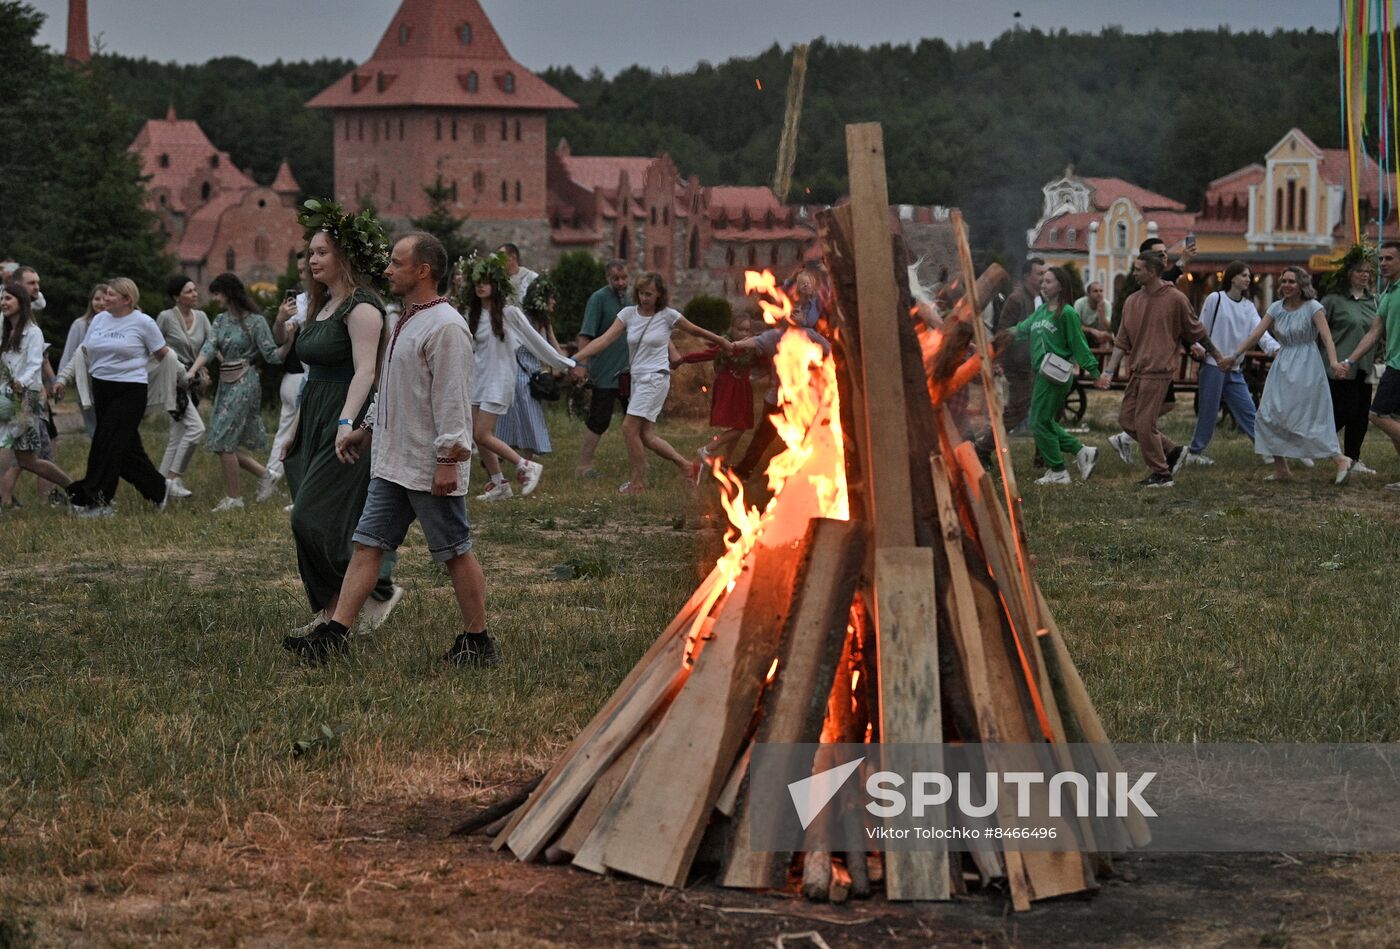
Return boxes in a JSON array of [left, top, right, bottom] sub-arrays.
[[352, 477, 473, 562]]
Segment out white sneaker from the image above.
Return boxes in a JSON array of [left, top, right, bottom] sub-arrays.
[[1108, 432, 1136, 464], [289, 610, 327, 636], [476, 480, 513, 502], [283, 502, 295, 513], [516, 460, 544, 497], [1298, 457, 1315, 468], [72, 504, 114, 519], [1074, 446, 1099, 481], [1351, 460, 1377, 475], [359, 584, 405, 631], [255, 469, 284, 503], [1385, 481, 1400, 491], [1034, 469, 1072, 486], [1184, 451, 1214, 466], [211, 496, 245, 512], [165, 477, 192, 499]]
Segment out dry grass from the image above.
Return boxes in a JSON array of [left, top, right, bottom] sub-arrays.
[[0, 394, 1396, 946]]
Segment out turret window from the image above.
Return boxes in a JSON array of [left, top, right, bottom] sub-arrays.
[[458, 24, 473, 44], [398, 24, 410, 45]]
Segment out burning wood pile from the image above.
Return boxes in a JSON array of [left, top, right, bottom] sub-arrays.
[[488, 124, 1147, 908]]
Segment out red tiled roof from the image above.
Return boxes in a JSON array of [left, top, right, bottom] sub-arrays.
[[129, 112, 256, 213], [559, 155, 653, 196], [1205, 164, 1264, 193], [176, 191, 243, 262], [1030, 211, 1098, 251], [1319, 148, 1381, 195], [1082, 176, 1184, 212], [307, 0, 575, 111], [271, 160, 300, 194]]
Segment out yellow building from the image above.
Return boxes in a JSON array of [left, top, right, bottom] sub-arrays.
[[1190, 128, 1382, 295], [1027, 168, 1195, 307]]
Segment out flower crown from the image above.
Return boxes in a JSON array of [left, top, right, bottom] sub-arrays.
[[452, 251, 513, 310], [297, 198, 391, 291], [521, 271, 557, 318], [1318, 241, 1377, 297]]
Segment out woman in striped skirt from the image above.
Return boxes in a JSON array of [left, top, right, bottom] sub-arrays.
[[495, 273, 565, 460]]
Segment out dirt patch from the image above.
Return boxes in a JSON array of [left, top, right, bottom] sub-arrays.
[[13, 783, 1396, 948]]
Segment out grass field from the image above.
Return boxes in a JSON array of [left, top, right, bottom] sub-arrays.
[[0, 393, 1396, 946]]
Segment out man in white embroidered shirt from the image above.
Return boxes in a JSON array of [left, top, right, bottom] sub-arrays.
[[283, 232, 498, 666]]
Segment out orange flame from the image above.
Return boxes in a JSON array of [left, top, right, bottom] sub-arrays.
[[743, 270, 793, 325], [684, 271, 850, 663]]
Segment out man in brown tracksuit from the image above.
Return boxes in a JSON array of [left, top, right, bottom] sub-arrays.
[[1095, 252, 1224, 487]]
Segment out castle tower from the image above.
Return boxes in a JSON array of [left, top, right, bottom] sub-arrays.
[[66, 0, 91, 65], [306, 0, 576, 222]]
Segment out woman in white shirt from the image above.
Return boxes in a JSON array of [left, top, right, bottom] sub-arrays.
[[56, 277, 172, 514], [1184, 261, 1281, 465], [572, 272, 731, 494], [0, 282, 74, 503], [464, 256, 575, 502]]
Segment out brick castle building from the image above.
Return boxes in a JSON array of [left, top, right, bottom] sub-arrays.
[[128, 107, 305, 287], [308, 0, 825, 297]]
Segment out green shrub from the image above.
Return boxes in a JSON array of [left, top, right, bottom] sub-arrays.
[[683, 295, 732, 335]]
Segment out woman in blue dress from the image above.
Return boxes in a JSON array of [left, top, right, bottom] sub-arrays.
[[495, 273, 565, 460], [1224, 266, 1352, 484]]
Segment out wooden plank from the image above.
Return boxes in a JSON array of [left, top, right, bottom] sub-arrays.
[[494, 565, 724, 849], [1033, 583, 1151, 849], [950, 210, 1044, 639], [721, 518, 865, 889], [502, 605, 700, 860], [873, 546, 950, 901], [551, 710, 662, 857], [845, 122, 915, 549], [585, 544, 801, 887]]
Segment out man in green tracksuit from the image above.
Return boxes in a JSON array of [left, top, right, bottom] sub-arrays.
[[1010, 270, 1101, 485]]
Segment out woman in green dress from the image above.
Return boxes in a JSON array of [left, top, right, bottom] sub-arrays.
[[184, 272, 286, 512], [281, 202, 400, 642]]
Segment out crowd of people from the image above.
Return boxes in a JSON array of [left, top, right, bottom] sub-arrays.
[[988, 239, 1400, 489], [5, 205, 1399, 667]]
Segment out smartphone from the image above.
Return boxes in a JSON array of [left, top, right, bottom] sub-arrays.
[[1185, 232, 1197, 251], [283, 289, 298, 303]]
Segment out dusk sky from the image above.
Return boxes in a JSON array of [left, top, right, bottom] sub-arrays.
[[31, 1, 1336, 74]]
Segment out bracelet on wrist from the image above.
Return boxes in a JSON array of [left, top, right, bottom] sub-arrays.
[[436, 456, 458, 466], [337, 418, 353, 427]]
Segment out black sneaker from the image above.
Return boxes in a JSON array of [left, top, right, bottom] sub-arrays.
[[443, 631, 501, 667], [1138, 472, 1175, 488], [282, 621, 349, 663], [1166, 445, 1188, 475]]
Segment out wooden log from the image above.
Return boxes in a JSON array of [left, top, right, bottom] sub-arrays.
[[801, 851, 832, 901], [950, 210, 1044, 640], [495, 565, 724, 851], [846, 844, 872, 898], [845, 123, 916, 550], [714, 740, 752, 820], [829, 861, 853, 904], [874, 546, 951, 901], [721, 519, 865, 889], [451, 775, 543, 837], [585, 543, 802, 887]]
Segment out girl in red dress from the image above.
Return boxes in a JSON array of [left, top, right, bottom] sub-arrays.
[[683, 307, 762, 468]]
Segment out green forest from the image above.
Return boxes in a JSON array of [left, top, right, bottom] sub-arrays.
[[4, 1, 1345, 318]]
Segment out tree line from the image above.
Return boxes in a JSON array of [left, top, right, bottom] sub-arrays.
[[5, 0, 1344, 327]]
